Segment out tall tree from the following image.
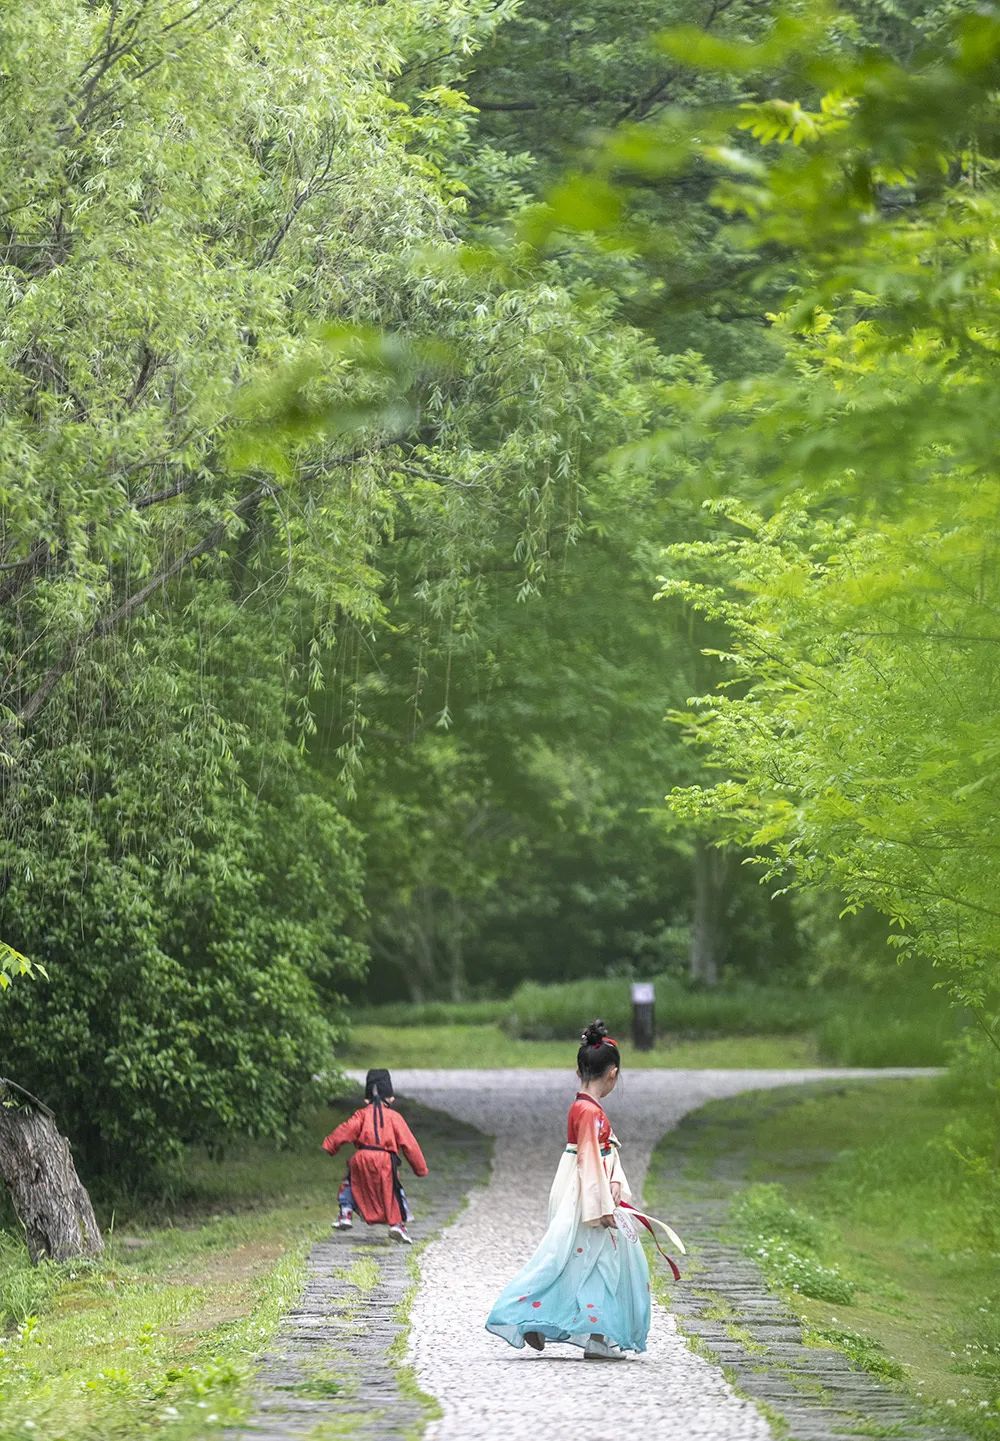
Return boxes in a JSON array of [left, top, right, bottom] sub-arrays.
[[541, 4, 1000, 1031], [0, 0, 676, 1170]]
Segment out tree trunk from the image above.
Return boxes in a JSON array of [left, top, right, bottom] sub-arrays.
[[447, 895, 467, 1003], [689, 839, 730, 987], [0, 1081, 103, 1263]]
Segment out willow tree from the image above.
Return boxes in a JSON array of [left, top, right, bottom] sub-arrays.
[[0, 0, 667, 1174]]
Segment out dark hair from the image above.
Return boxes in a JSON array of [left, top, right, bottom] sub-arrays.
[[576, 1019, 621, 1079], [365, 1068, 393, 1102]]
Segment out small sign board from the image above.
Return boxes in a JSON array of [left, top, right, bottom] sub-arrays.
[[631, 982, 655, 1004]]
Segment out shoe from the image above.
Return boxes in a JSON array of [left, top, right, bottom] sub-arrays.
[[584, 1336, 624, 1360], [523, 1331, 546, 1352], [334, 1212, 353, 1230], [388, 1224, 412, 1245]]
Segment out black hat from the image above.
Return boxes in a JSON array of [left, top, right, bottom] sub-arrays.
[[365, 1068, 393, 1101]]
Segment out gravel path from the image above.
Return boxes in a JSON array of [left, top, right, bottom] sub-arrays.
[[394, 1066, 935, 1441]]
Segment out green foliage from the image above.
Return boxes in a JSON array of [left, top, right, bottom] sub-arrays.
[[344, 1021, 821, 1070], [345, 345, 809, 999], [431, 0, 1000, 1009], [935, 1034, 1000, 1247], [7, 0, 994, 1190], [734, 1183, 856, 1303], [658, 487, 1000, 1025], [955, 1295, 1000, 1384], [356, 969, 954, 1063], [0, 939, 43, 992], [505, 974, 829, 1039], [357, 973, 833, 1035], [463, 0, 788, 371], [0, 0, 711, 1168], [0, 1234, 90, 1330], [536, 4, 1000, 1034], [733, 1182, 827, 1252], [0, 1096, 488, 1438], [817, 1008, 957, 1069], [2, 595, 367, 1175], [804, 1322, 905, 1382]]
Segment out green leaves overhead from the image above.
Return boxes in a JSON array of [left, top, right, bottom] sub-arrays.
[[655, 10, 828, 77], [597, 7, 1000, 1028], [520, 174, 625, 244], [0, 0, 703, 1165], [6, 0, 997, 1187], [0, 941, 45, 993], [226, 326, 450, 478]]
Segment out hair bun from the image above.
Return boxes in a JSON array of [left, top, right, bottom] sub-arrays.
[[580, 1018, 609, 1047]]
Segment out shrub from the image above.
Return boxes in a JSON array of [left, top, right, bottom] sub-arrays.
[[733, 1183, 856, 1304], [504, 975, 833, 1040], [733, 1183, 825, 1252], [1, 612, 367, 1183], [817, 1009, 957, 1067], [805, 1324, 905, 1381]]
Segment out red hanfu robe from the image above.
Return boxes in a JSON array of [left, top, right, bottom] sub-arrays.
[[566, 1094, 625, 1223], [322, 1102, 428, 1226]]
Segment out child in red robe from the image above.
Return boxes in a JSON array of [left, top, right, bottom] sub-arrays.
[[322, 1068, 429, 1244]]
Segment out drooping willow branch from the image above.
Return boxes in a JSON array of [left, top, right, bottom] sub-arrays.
[[12, 482, 271, 734]]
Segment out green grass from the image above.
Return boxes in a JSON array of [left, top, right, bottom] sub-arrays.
[[654, 1078, 1000, 1441], [386, 1252, 443, 1441], [356, 975, 833, 1036], [0, 1168, 323, 1438], [342, 1023, 822, 1069], [353, 971, 959, 1067], [0, 1091, 474, 1441]]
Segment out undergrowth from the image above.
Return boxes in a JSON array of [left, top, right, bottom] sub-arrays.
[[354, 971, 958, 1066], [733, 1184, 856, 1304], [655, 1071, 1000, 1441]]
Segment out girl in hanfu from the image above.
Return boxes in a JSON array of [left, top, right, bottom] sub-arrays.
[[322, 1068, 428, 1244], [486, 1020, 683, 1360]]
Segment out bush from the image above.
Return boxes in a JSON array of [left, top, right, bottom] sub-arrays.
[[504, 975, 832, 1040], [356, 968, 965, 1069], [354, 998, 501, 1028], [935, 1034, 1000, 1248], [0, 611, 367, 1183], [817, 1004, 958, 1067], [733, 1183, 856, 1304]]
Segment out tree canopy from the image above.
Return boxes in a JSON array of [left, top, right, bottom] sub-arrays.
[[0, 0, 711, 1172], [2, 0, 996, 1179], [530, 2, 1000, 1031]]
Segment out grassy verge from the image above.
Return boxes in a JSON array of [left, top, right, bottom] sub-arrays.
[[356, 975, 828, 1037], [353, 970, 959, 1067], [385, 1252, 443, 1441], [342, 1023, 822, 1070], [658, 1078, 1000, 1441], [0, 1091, 465, 1441]]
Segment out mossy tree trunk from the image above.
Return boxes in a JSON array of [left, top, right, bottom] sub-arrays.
[[0, 1080, 103, 1263]]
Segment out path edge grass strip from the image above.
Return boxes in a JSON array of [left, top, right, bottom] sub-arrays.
[[235, 1093, 493, 1441], [646, 1080, 977, 1441]]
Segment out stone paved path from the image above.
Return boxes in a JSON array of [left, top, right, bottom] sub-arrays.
[[234, 1066, 962, 1441], [231, 1097, 491, 1441], [396, 1066, 949, 1441], [665, 1085, 970, 1441]]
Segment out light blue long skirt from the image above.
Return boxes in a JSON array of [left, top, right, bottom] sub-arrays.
[[485, 1152, 651, 1354]]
